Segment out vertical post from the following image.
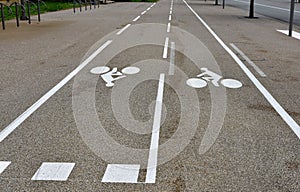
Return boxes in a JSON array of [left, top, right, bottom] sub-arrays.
[[20, 0, 27, 20], [27, 1, 31, 24], [37, 0, 41, 22], [97, 0, 99, 8], [73, 0, 76, 13], [223, 0, 225, 9], [215, 0, 218, 5], [15, 3, 20, 27], [249, 0, 254, 18], [289, 0, 295, 36], [94, 0, 96, 9], [85, 0, 87, 10], [79, 0, 82, 12], [1, 4, 5, 30], [89, 0, 92, 10]]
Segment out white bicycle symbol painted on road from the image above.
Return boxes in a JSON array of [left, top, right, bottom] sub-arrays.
[[186, 68, 243, 89]]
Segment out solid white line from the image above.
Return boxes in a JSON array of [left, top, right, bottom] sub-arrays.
[[145, 73, 165, 184], [183, 0, 300, 139], [163, 37, 169, 59], [141, 10, 147, 15], [133, 15, 141, 22], [169, 15, 172, 21], [277, 29, 300, 40], [0, 40, 112, 143], [169, 42, 175, 75], [167, 22, 171, 33], [116, 24, 131, 35], [230, 43, 266, 77], [232, 0, 300, 14]]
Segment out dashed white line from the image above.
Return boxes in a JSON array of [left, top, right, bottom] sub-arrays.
[[0, 40, 113, 143], [163, 37, 169, 59], [169, 15, 172, 21], [116, 24, 131, 35], [145, 73, 165, 184], [167, 22, 171, 33], [141, 10, 147, 15], [133, 15, 141, 22], [0, 161, 11, 174], [147, 7, 151, 11], [169, 42, 175, 75], [170, 10, 172, 14], [183, 0, 300, 139], [230, 43, 266, 77], [102, 164, 140, 183]]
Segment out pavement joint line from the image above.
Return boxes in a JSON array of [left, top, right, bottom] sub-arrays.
[[132, 15, 141, 22], [167, 22, 171, 33], [183, 0, 300, 140], [169, 42, 175, 75], [163, 37, 169, 59], [145, 73, 165, 184], [233, 0, 300, 14], [116, 24, 131, 35], [0, 40, 113, 143], [230, 43, 267, 77]]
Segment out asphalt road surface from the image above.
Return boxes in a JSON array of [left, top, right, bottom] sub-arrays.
[[226, 0, 300, 26], [0, 0, 300, 191]]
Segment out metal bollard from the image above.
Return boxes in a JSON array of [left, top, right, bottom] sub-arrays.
[[37, 0, 41, 22], [15, 3, 20, 27], [27, 1, 31, 24]]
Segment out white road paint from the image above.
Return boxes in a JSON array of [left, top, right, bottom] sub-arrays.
[[233, 0, 300, 14], [170, 10, 172, 14], [0, 161, 11, 174], [90, 66, 110, 74], [167, 22, 171, 33], [169, 15, 172, 21], [151, 3, 156, 8], [141, 10, 147, 15], [277, 30, 300, 40], [163, 37, 169, 59], [147, 7, 151, 11], [31, 162, 75, 181], [221, 79, 243, 89], [116, 24, 131, 35], [145, 73, 165, 184], [230, 43, 266, 77], [121, 66, 140, 75], [102, 164, 140, 183], [169, 42, 175, 75], [0, 40, 112, 143], [133, 16, 141, 22], [186, 78, 207, 88], [184, 0, 300, 139]]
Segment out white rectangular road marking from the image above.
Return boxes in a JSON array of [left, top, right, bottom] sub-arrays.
[[170, 10, 172, 14], [163, 37, 169, 59], [116, 24, 131, 35], [0, 161, 11, 174], [147, 7, 151, 11], [102, 164, 140, 183], [169, 42, 175, 75], [230, 43, 266, 77], [0, 40, 112, 143], [183, 0, 300, 139], [145, 73, 165, 184], [141, 10, 147, 15], [133, 15, 141, 22], [277, 30, 300, 40], [31, 162, 75, 181], [167, 22, 171, 33], [169, 15, 172, 21]]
